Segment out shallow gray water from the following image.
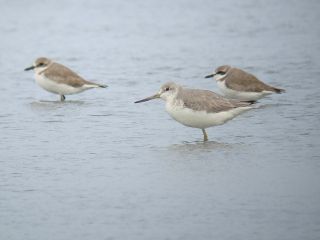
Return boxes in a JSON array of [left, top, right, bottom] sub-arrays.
[[0, 0, 320, 239]]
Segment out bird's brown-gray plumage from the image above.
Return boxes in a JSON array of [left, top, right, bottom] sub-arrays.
[[41, 62, 106, 88], [176, 88, 252, 113], [221, 67, 284, 93]]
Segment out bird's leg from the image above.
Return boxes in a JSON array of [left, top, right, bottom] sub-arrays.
[[60, 95, 65, 102], [202, 129, 208, 142]]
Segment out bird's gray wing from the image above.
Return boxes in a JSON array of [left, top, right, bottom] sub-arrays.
[[43, 63, 94, 87], [225, 68, 275, 92], [180, 89, 251, 113]]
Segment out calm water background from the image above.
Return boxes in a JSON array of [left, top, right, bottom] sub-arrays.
[[0, 0, 320, 239]]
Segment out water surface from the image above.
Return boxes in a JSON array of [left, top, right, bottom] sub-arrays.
[[0, 0, 319, 239]]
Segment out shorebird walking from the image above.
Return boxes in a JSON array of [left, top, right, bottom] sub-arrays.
[[205, 65, 285, 101], [135, 82, 253, 141], [25, 57, 107, 101]]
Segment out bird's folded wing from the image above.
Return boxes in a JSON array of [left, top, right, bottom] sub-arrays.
[[43, 63, 88, 87], [181, 89, 251, 113], [225, 68, 274, 92]]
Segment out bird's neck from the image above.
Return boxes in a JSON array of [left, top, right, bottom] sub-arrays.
[[214, 74, 227, 82], [35, 67, 49, 75], [165, 95, 183, 110]]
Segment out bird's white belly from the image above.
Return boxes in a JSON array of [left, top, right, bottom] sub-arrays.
[[35, 74, 86, 95], [217, 80, 272, 101], [166, 103, 251, 129]]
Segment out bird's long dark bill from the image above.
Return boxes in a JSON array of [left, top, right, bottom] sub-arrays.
[[134, 93, 160, 103], [205, 73, 215, 78], [24, 66, 35, 71]]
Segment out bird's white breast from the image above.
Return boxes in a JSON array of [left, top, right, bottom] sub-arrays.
[[165, 100, 251, 129], [35, 73, 87, 95], [217, 80, 272, 101]]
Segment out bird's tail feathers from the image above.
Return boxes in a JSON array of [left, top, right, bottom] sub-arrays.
[[84, 82, 108, 88], [243, 100, 257, 104], [272, 87, 285, 94], [97, 84, 108, 88]]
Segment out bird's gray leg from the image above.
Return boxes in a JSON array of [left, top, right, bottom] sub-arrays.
[[60, 95, 65, 102], [202, 129, 208, 142]]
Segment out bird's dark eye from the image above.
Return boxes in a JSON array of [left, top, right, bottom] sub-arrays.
[[217, 71, 225, 75], [38, 63, 44, 67], [165, 87, 170, 91]]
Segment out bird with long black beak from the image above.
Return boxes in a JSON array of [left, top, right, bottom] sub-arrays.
[[135, 82, 253, 141]]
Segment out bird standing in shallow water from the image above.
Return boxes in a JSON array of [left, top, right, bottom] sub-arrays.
[[205, 65, 285, 101], [25, 57, 107, 101], [135, 82, 253, 141]]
